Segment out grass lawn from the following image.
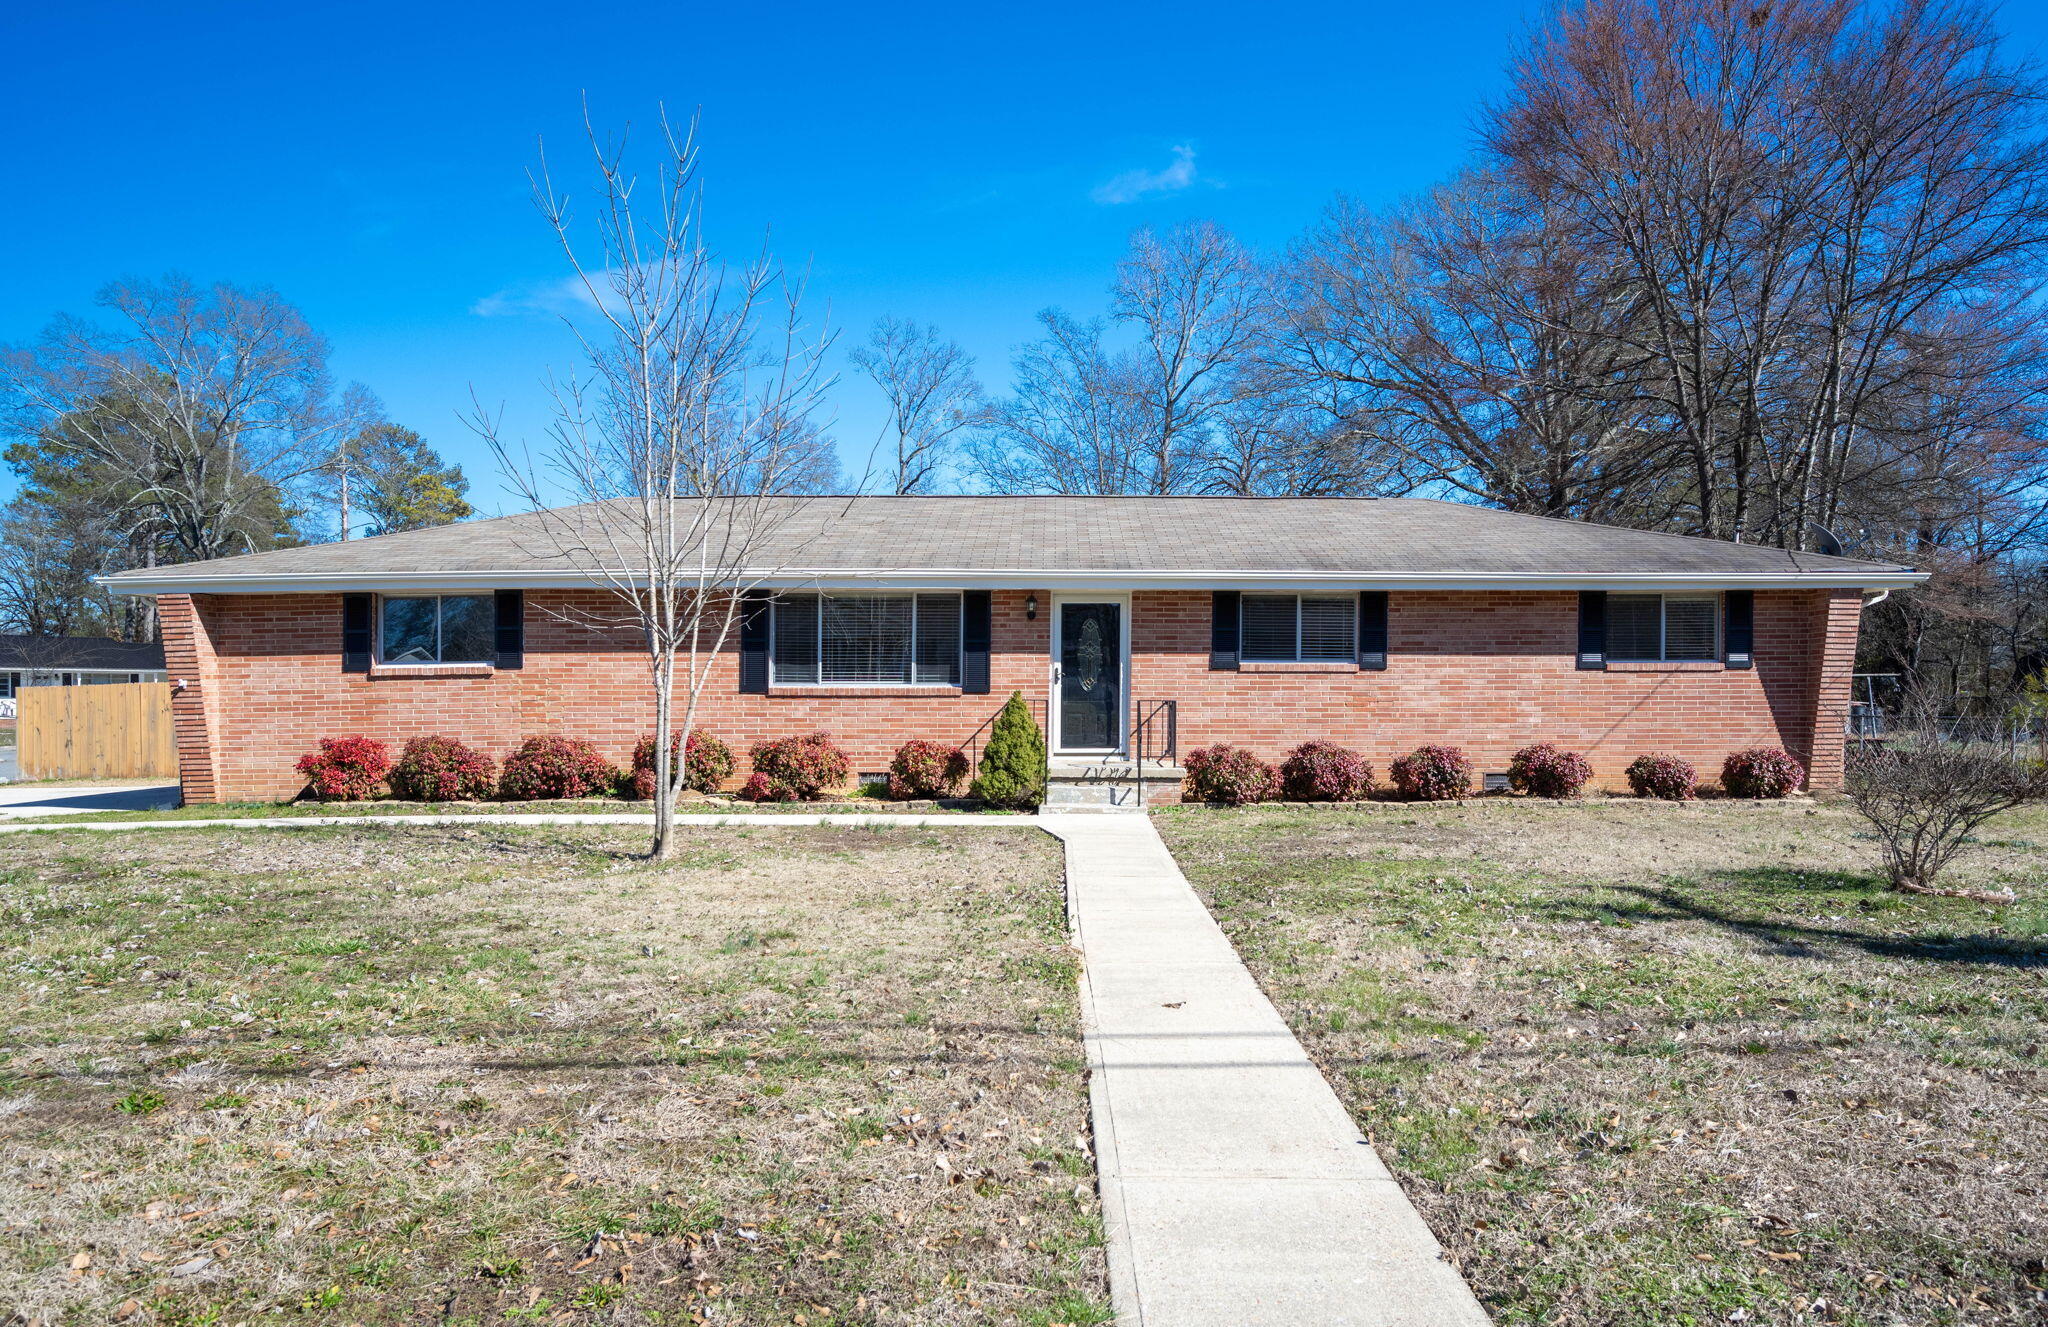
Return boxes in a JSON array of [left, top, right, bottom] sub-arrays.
[[0, 823, 1105, 1325], [1157, 798, 2048, 1327]]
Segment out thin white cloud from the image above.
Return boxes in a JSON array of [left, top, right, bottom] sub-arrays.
[[1091, 145, 1200, 205], [470, 274, 606, 319]]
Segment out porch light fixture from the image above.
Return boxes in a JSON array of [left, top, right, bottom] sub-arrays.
[[1025, 594, 1038, 620]]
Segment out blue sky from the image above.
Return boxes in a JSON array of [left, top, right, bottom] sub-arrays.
[[7, 0, 2045, 514]]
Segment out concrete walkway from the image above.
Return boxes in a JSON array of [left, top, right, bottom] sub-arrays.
[[1043, 813, 1491, 1327]]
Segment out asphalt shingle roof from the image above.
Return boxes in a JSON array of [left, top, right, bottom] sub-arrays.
[[101, 495, 1915, 590], [0, 634, 166, 672]]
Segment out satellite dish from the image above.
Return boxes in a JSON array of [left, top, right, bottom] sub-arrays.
[[1806, 522, 1844, 557]]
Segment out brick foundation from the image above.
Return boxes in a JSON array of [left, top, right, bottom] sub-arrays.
[[158, 586, 1863, 803]]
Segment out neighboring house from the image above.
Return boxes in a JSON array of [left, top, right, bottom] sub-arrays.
[[0, 634, 168, 702], [100, 496, 1924, 804]]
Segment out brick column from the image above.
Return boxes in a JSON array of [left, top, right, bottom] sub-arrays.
[[158, 594, 222, 804], [1802, 589, 1863, 792]]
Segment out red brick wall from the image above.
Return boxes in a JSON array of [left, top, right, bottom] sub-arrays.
[[1129, 588, 1861, 794], [166, 589, 1049, 802], [160, 586, 1862, 802]]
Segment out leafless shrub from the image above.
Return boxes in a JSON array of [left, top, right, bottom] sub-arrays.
[[1844, 717, 2048, 901]]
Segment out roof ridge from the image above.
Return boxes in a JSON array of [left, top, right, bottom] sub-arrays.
[[1400, 497, 1909, 573]]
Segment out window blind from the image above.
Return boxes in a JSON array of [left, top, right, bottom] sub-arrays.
[[823, 595, 912, 684], [772, 593, 820, 684], [1663, 596, 1719, 661], [1240, 595, 1297, 661], [1606, 594, 1663, 661], [1299, 596, 1357, 661]]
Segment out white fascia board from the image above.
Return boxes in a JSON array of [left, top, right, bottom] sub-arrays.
[[100, 566, 1929, 595]]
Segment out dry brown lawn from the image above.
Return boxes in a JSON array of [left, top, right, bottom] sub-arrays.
[[0, 824, 1106, 1326], [1158, 797, 2048, 1327]]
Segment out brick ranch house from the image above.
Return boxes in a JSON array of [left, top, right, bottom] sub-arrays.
[[102, 495, 1924, 805]]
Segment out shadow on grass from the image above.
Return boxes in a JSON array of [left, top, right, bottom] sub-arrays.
[[1529, 866, 2046, 969]]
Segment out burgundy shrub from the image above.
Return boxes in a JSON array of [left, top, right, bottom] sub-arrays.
[[1278, 741, 1375, 802], [888, 740, 971, 800], [497, 736, 618, 801], [1507, 742, 1594, 799], [627, 729, 736, 799], [1722, 747, 1805, 799], [388, 736, 496, 802], [1390, 745, 1474, 802], [294, 736, 391, 802], [744, 732, 852, 801], [1183, 744, 1279, 806], [1626, 753, 1698, 801]]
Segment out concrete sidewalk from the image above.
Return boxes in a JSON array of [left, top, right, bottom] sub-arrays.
[[0, 810, 1046, 834], [1044, 814, 1491, 1327]]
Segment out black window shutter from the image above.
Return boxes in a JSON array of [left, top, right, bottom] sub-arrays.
[[1357, 591, 1388, 671], [961, 591, 992, 693], [341, 593, 373, 674], [1576, 591, 1607, 671], [1209, 591, 1240, 670], [1724, 590, 1754, 669], [739, 591, 771, 694], [494, 590, 525, 670]]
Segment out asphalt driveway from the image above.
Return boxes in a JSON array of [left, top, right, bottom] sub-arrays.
[[0, 782, 180, 819]]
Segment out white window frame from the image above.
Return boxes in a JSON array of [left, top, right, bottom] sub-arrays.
[[1240, 593, 1358, 664], [1607, 592, 1722, 663], [377, 594, 496, 665], [769, 591, 964, 688]]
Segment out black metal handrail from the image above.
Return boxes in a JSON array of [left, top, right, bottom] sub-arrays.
[[1132, 698, 1178, 808], [961, 694, 1050, 793]]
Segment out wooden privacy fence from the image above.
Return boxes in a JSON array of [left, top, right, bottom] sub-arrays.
[[18, 683, 177, 780]]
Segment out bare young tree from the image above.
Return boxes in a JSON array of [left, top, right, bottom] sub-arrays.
[[0, 277, 375, 562], [475, 108, 836, 860], [849, 317, 982, 494]]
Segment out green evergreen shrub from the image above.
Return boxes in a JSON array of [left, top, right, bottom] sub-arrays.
[[970, 692, 1046, 809]]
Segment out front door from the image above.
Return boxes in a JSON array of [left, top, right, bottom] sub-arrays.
[[1057, 602, 1122, 752]]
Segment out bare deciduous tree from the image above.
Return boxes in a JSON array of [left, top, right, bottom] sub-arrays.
[[0, 276, 374, 562], [1111, 221, 1266, 492], [849, 318, 982, 494], [475, 108, 837, 861], [0, 499, 111, 637], [972, 222, 1273, 494], [1482, 0, 2048, 546], [970, 309, 1149, 493], [1280, 179, 1663, 518]]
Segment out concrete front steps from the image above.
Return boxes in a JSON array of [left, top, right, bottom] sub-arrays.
[[1045, 756, 1186, 811]]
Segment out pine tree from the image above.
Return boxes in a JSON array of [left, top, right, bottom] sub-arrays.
[[971, 691, 1046, 808]]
